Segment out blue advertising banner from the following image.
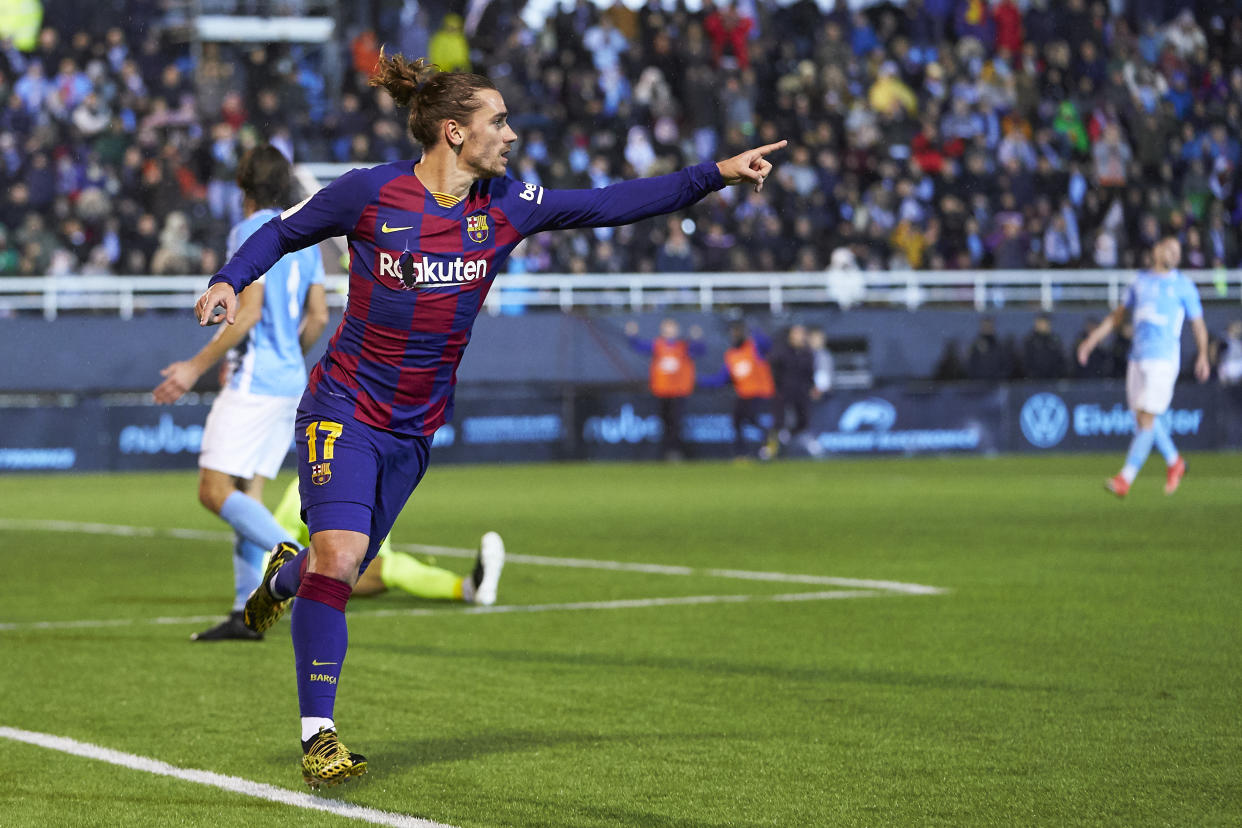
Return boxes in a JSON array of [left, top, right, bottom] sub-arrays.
[[0, 402, 102, 471], [1008, 383, 1219, 453], [575, 391, 753, 461], [427, 390, 569, 465], [805, 387, 1006, 456], [0, 382, 1238, 472]]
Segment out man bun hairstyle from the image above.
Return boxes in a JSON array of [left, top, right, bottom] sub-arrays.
[[369, 49, 498, 148], [236, 145, 291, 209]]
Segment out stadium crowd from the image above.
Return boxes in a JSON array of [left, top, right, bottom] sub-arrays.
[[0, 0, 1240, 280]]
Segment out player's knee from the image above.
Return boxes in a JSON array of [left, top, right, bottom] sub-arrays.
[[197, 477, 232, 514], [307, 541, 367, 586]]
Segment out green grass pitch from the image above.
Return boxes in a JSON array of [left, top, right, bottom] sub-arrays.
[[1, 454, 1239, 827]]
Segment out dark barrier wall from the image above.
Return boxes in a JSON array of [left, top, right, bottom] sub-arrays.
[[1, 382, 1237, 472], [3, 307, 1240, 392]]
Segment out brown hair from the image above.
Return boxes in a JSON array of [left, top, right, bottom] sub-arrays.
[[369, 50, 498, 148], [236, 145, 291, 208]]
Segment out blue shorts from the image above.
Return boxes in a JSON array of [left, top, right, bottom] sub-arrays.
[[295, 410, 431, 568]]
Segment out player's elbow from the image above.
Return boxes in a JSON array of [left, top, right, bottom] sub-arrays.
[[235, 305, 263, 330], [307, 305, 330, 330]]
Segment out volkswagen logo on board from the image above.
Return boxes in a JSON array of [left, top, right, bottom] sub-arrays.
[[1020, 393, 1069, 448]]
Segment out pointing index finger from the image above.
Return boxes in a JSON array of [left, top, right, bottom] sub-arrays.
[[755, 140, 789, 156]]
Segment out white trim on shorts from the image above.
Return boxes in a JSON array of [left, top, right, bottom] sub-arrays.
[[199, 387, 298, 480], [1126, 358, 1178, 415]]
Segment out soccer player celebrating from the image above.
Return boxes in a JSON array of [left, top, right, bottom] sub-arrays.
[[196, 52, 785, 788], [154, 146, 329, 641], [1077, 237, 1211, 497]]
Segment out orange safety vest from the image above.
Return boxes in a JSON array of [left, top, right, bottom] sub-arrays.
[[650, 338, 695, 398], [724, 339, 774, 399]]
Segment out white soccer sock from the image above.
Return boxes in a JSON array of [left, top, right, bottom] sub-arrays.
[[301, 717, 335, 743]]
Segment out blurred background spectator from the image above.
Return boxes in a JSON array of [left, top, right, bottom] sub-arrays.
[[0, 0, 1239, 279]]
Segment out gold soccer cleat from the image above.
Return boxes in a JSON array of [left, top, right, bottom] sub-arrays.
[[301, 728, 368, 789], [242, 542, 299, 633]]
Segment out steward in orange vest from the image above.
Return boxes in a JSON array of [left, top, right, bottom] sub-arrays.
[[626, 319, 705, 459], [701, 322, 777, 457]]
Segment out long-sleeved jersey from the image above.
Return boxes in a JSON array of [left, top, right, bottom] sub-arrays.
[[211, 159, 725, 436]]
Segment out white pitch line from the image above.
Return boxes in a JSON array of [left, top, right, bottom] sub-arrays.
[[0, 519, 946, 594], [0, 726, 455, 828], [0, 590, 880, 633], [361, 589, 879, 618]]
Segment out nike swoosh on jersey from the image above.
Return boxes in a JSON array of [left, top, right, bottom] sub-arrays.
[[311, 659, 339, 666], [381, 221, 414, 233]]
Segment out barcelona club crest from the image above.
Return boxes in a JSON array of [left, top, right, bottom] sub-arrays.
[[466, 212, 489, 244], [311, 462, 332, 486]]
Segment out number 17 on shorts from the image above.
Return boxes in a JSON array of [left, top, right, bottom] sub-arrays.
[[305, 420, 343, 486]]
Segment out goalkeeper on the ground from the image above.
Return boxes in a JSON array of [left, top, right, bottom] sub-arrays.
[[271, 478, 505, 605]]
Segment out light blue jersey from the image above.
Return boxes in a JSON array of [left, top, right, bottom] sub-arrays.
[[225, 209, 325, 397], [1123, 268, 1203, 363]]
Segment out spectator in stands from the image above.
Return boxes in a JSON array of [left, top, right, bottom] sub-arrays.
[[1042, 213, 1079, 268], [7, 1, 1242, 283], [428, 14, 470, 73], [655, 218, 696, 274], [1205, 210, 1238, 266], [1021, 313, 1067, 379], [704, 4, 753, 71], [0, 227, 18, 276], [150, 211, 202, 275], [582, 11, 628, 74]]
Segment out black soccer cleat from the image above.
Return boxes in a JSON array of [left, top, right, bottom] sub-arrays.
[[190, 611, 263, 642]]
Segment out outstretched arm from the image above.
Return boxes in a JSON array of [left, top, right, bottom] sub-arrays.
[[623, 320, 653, 354], [698, 365, 732, 388], [509, 142, 787, 236], [1076, 305, 1126, 366]]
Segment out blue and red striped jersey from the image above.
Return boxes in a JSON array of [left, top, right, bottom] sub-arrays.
[[211, 159, 724, 435]]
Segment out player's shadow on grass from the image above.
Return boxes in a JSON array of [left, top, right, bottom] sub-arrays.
[[509, 798, 754, 828], [354, 640, 1066, 693], [356, 731, 757, 827], [370, 728, 620, 766]]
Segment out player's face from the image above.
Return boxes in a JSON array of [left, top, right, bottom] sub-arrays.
[[461, 90, 517, 179], [1161, 239, 1181, 268]]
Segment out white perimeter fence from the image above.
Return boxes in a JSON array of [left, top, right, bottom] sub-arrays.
[[2, 269, 1240, 320]]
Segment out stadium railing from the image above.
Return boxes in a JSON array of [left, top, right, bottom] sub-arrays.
[[2, 269, 1239, 320]]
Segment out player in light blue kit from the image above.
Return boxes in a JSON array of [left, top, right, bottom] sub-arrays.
[[154, 146, 330, 639], [1077, 237, 1211, 497]]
